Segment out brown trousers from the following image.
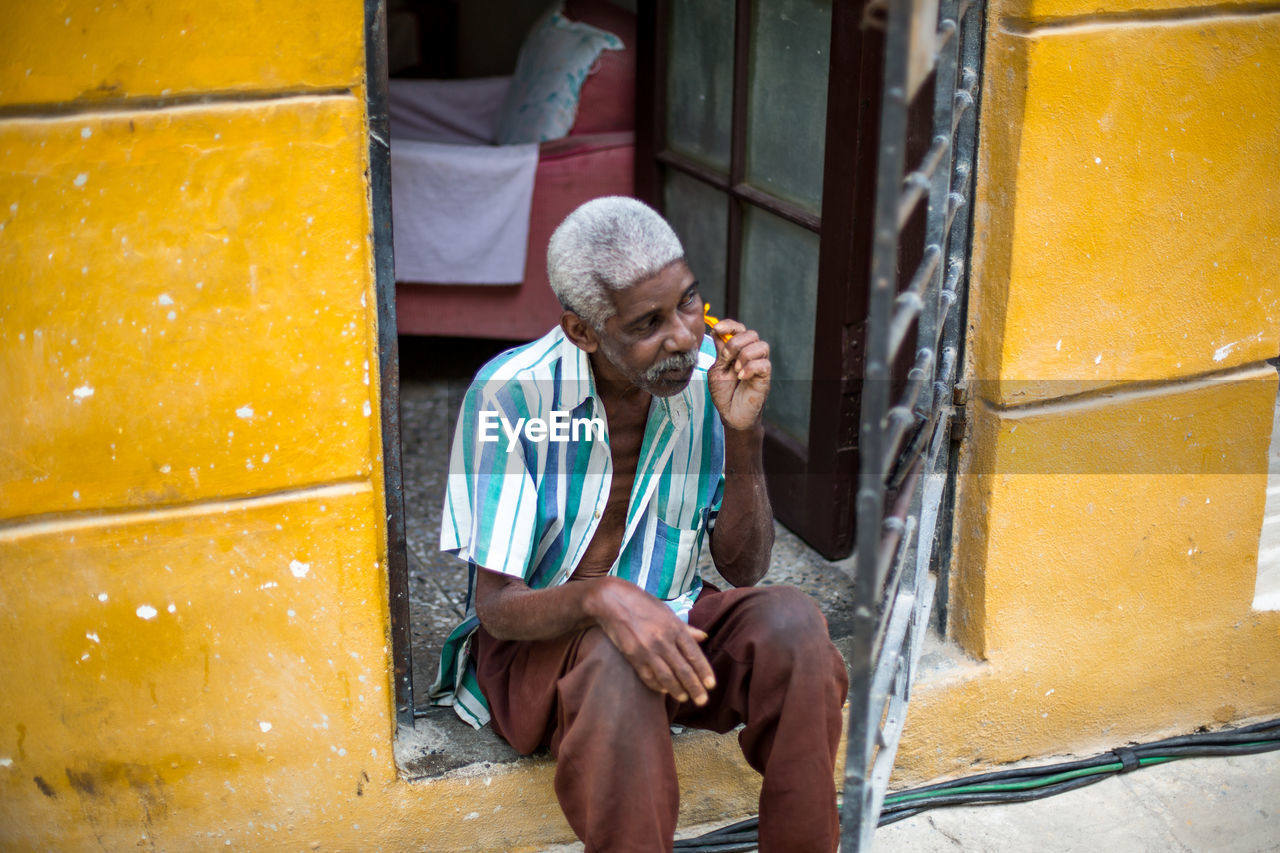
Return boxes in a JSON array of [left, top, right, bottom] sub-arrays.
[[472, 584, 849, 853]]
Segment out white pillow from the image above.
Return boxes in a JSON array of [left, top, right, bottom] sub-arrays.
[[494, 5, 623, 145]]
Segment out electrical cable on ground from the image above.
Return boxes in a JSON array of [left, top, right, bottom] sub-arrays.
[[671, 717, 1280, 851]]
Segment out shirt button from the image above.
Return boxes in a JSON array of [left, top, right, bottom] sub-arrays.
[[593, 511, 601, 519]]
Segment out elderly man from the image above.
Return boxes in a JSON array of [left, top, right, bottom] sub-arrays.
[[430, 197, 848, 852]]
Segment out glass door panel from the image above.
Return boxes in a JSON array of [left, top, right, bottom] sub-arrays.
[[667, 0, 735, 172], [664, 170, 730, 312], [745, 0, 832, 214], [739, 205, 821, 444], [647, 0, 873, 558]]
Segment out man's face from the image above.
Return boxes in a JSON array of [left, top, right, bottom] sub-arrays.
[[593, 260, 704, 398]]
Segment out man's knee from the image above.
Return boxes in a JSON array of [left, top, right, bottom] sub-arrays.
[[748, 585, 831, 651]]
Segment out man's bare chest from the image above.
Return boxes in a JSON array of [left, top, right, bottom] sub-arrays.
[[571, 408, 647, 579]]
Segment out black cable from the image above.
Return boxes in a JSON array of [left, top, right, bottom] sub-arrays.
[[674, 833, 758, 847], [686, 817, 758, 840], [671, 719, 1280, 852], [891, 753, 1116, 795], [1131, 742, 1280, 760], [880, 741, 1280, 814], [876, 806, 924, 827], [883, 726, 1280, 798], [879, 772, 1113, 814]]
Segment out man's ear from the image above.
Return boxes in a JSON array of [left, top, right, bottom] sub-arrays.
[[560, 311, 600, 353]]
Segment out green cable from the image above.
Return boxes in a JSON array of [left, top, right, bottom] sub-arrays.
[[884, 739, 1279, 806], [884, 755, 1180, 805], [680, 732, 1280, 849]]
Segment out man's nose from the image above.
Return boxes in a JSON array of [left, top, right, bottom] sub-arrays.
[[665, 312, 699, 352]]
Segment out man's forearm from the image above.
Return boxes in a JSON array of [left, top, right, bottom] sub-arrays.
[[475, 568, 598, 641], [710, 423, 773, 586]]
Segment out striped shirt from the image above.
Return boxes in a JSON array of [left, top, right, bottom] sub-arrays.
[[429, 326, 726, 728]]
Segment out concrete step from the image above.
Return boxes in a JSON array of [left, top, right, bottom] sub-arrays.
[[394, 707, 767, 851]]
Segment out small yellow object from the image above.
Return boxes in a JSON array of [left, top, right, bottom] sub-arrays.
[[703, 302, 733, 340]]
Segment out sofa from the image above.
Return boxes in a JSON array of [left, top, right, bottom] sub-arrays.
[[392, 0, 636, 341]]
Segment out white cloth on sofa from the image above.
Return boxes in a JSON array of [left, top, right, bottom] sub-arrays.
[[389, 77, 510, 145], [388, 77, 539, 285]]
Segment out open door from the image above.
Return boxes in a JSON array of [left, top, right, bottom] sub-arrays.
[[637, 0, 886, 559]]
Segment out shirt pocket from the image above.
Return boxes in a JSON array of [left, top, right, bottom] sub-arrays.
[[650, 517, 706, 599]]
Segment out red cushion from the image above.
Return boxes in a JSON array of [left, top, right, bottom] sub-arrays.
[[562, 0, 636, 136]]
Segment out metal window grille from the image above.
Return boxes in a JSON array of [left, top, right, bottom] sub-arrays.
[[839, 0, 985, 848]]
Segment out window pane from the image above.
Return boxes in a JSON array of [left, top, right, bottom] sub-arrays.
[[667, 0, 734, 172], [664, 170, 728, 314], [745, 0, 831, 214], [739, 205, 819, 445]]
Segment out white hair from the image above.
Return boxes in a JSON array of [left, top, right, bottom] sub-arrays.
[[546, 196, 685, 329]]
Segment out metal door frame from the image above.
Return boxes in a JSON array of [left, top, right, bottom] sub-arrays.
[[840, 0, 985, 846], [364, 0, 416, 731]]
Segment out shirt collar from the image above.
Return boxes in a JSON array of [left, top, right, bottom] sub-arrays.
[[553, 325, 696, 429], [556, 326, 596, 412]]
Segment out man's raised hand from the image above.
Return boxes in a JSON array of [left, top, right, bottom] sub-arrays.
[[706, 319, 772, 431]]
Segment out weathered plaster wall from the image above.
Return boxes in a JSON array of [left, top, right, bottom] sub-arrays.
[[1, 1, 365, 106], [0, 4, 772, 849], [8, 0, 1273, 842], [894, 0, 1280, 783], [0, 1, 402, 847]]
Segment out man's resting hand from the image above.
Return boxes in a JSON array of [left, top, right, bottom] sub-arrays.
[[584, 576, 716, 706], [474, 568, 716, 706]]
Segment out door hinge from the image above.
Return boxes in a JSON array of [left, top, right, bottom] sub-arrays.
[[949, 380, 969, 439]]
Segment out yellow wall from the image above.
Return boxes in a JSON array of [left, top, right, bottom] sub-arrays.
[[1, 1, 365, 106], [0, 4, 767, 849], [894, 0, 1280, 783], [4, 0, 1277, 844], [0, 1, 400, 847]]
